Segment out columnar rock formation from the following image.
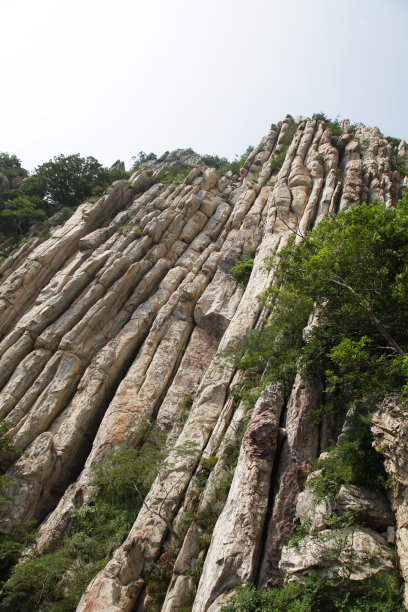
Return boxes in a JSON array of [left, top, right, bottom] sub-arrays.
[[0, 115, 405, 610]]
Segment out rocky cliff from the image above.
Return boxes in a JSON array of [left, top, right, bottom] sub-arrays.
[[0, 115, 407, 611]]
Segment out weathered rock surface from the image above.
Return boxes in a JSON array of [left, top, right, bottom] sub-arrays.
[[297, 481, 394, 533], [0, 118, 404, 611], [280, 527, 394, 583], [192, 384, 284, 611], [372, 394, 408, 606]]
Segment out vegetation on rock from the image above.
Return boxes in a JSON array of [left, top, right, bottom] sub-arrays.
[[0, 115, 406, 610], [237, 192, 408, 413], [228, 247, 256, 286], [202, 146, 254, 176], [222, 573, 403, 611], [0, 152, 128, 252], [227, 191, 408, 612], [309, 412, 388, 502], [270, 122, 299, 173], [0, 423, 165, 610], [131, 151, 158, 172]]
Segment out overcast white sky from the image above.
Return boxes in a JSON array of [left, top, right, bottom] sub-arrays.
[[2, 0, 407, 172]]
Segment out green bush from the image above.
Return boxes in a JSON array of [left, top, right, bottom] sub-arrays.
[[0, 153, 22, 170], [0, 420, 23, 503], [270, 149, 287, 173], [386, 136, 402, 147], [131, 151, 157, 172], [222, 572, 403, 611], [0, 490, 137, 611], [394, 154, 408, 176], [143, 560, 173, 611], [270, 123, 299, 174], [154, 166, 191, 186], [201, 154, 228, 169], [312, 113, 342, 140], [229, 247, 256, 286], [288, 518, 312, 548], [0, 425, 166, 610], [216, 146, 254, 177], [0, 524, 37, 589], [234, 285, 313, 397], [0, 523, 36, 582], [309, 412, 387, 501], [133, 222, 142, 237]]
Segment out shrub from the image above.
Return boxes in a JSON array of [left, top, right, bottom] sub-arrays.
[[0, 521, 36, 584], [394, 154, 408, 176], [312, 113, 342, 140], [0, 424, 167, 610], [234, 284, 313, 397], [216, 147, 254, 177], [309, 412, 388, 502], [270, 123, 299, 173], [184, 395, 194, 408], [154, 166, 191, 186], [386, 136, 402, 147], [222, 572, 403, 611], [0, 153, 22, 169], [288, 518, 312, 548], [201, 154, 228, 169], [229, 247, 256, 286], [133, 223, 142, 237], [131, 151, 157, 172]]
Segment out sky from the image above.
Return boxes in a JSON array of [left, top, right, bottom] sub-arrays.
[[2, 0, 407, 172]]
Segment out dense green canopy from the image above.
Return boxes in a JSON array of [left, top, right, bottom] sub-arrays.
[[237, 192, 408, 414]]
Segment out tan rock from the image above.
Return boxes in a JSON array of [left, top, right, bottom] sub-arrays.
[[0, 114, 403, 611], [280, 527, 394, 583], [192, 385, 284, 611], [258, 371, 322, 587]]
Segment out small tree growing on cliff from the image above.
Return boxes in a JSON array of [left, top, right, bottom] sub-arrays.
[[34, 154, 107, 208], [236, 192, 408, 415]]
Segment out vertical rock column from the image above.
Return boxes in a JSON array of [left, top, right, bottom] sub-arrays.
[[192, 385, 284, 611], [371, 395, 408, 608]]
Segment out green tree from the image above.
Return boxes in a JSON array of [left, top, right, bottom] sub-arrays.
[[201, 154, 229, 169], [131, 151, 157, 172], [19, 174, 47, 200], [35, 154, 106, 208], [237, 193, 408, 413], [279, 196, 408, 401], [0, 196, 47, 235], [88, 167, 129, 199], [0, 153, 22, 169]]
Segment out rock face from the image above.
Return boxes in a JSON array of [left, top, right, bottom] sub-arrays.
[[278, 445, 396, 606], [0, 118, 405, 611], [372, 394, 408, 607], [280, 527, 395, 583], [192, 385, 284, 611]]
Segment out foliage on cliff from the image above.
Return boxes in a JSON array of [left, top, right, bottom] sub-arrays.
[[223, 573, 403, 612], [237, 192, 408, 414], [0, 431, 164, 610], [0, 153, 128, 245], [225, 191, 408, 612], [227, 193, 408, 612]]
